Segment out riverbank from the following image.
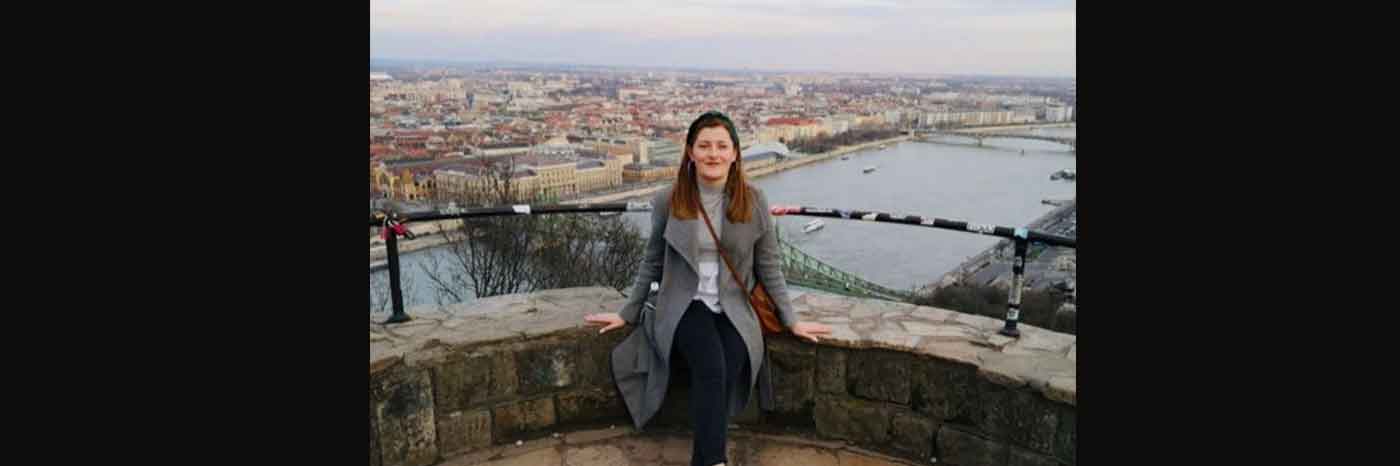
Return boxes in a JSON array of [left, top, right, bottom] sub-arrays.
[[747, 135, 910, 178], [372, 135, 913, 266], [371, 228, 457, 264], [561, 135, 912, 205], [948, 122, 1075, 133], [922, 199, 1077, 294]]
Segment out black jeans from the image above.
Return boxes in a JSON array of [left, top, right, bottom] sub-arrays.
[[672, 300, 748, 466]]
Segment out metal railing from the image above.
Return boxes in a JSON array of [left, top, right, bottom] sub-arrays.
[[371, 202, 1077, 338], [370, 201, 655, 323], [769, 205, 1076, 337]]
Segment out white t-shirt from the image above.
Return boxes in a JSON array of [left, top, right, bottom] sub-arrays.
[[693, 181, 725, 313]]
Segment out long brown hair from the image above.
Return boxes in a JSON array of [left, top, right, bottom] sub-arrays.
[[670, 111, 754, 223]]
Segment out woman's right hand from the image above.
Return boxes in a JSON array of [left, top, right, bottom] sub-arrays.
[[584, 313, 626, 334]]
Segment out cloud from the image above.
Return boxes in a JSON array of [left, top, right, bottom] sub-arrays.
[[372, 0, 866, 38], [370, 0, 1075, 75]]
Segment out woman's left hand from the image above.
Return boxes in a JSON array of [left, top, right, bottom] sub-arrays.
[[790, 321, 833, 343]]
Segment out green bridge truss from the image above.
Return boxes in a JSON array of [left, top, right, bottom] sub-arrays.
[[775, 226, 914, 302]]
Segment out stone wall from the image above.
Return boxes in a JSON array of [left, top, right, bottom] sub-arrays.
[[370, 287, 1076, 466]]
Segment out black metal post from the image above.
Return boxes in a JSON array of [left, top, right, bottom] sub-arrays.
[[384, 223, 411, 324], [999, 228, 1029, 337]]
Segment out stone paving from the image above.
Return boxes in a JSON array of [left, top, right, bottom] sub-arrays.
[[435, 425, 924, 466]]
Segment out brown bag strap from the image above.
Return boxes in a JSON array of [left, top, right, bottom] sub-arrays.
[[697, 195, 751, 294]]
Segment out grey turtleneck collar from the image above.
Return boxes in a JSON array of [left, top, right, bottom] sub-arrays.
[[697, 179, 726, 196]]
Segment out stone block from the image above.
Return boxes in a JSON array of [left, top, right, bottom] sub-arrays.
[[814, 395, 890, 446], [813, 395, 848, 441], [1054, 405, 1075, 465], [448, 347, 520, 405], [517, 340, 578, 395], [768, 337, 816, 422], [557, 388, 627, 426], [977, 383, 1059, 454], [847, 349, 911, 405], [890, 410, 937, 460], [576, 330, 626, 388], [371, 367, 438, 466], [1052, 305, 1076, 335], [911, 358, 980, 423], [370, 414, 381, 466], [436, 409, 492, 456], [430, 356, 471, 414], [816, 347, 846, 395], [937, 425, 1008, 466], [493, 397, 557, 442], [434, 350, 518, 411]]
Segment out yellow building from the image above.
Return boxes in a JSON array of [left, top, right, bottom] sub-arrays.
[[372, 164, 404, 198], [525, 158, 576, 200], [434, 169, 539, 204], [855, 114, 886, 127], [575, 158, 624, 193], [433, 155, 625, 203], [371, 162, 434, 201]]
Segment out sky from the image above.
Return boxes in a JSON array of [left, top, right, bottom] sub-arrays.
[[370, 0, 1075, 77]]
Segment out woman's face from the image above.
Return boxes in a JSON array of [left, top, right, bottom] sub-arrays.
[[689, 126, 736, 184]]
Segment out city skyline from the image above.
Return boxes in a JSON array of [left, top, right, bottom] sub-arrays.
[[371, 0, 1076, 78]]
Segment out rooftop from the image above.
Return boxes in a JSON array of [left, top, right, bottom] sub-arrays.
[[576, 159, 607, 170], [766, 117, 820, 126]]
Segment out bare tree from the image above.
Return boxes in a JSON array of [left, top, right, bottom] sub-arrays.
[[427, 154, 539, 298], [370, 268, 417, 313], [443, 214, 538, 297], [529, 214, 645, 292], [583, 215, 646, 291], [418, 248, 467, 307], [417, 153, 646, 303], [528, 214, 595, 290]]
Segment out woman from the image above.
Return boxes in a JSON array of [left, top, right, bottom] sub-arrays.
[[584, 111, 831, 466]]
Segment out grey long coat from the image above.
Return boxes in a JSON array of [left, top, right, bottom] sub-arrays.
[[609, 184, 799, 431]]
